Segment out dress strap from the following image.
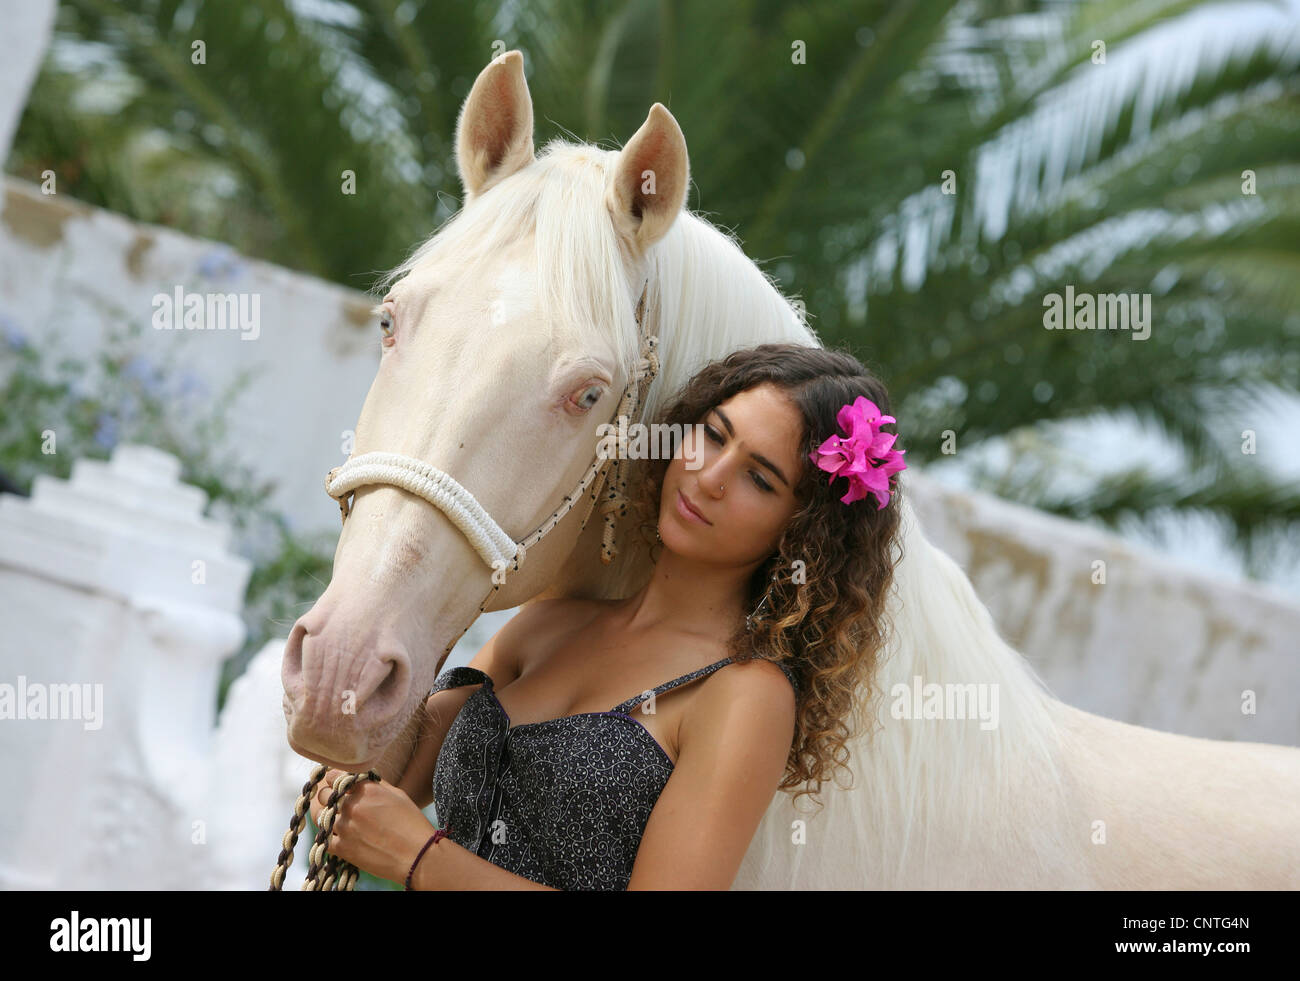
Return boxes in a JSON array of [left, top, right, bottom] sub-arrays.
[[428, 665, 491, 696], [611, 656, 800, 714]]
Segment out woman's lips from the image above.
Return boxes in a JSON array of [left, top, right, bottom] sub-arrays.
[[677, 489, 711, 525]]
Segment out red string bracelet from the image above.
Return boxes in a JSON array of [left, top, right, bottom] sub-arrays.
[[405, 825, 451, 891]]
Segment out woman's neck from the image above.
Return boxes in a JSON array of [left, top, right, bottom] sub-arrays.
[[614, 545, 766, 641]]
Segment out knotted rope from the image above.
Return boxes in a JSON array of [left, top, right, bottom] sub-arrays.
[[269, 765, 382, 891], [597, 334, 659, 565]]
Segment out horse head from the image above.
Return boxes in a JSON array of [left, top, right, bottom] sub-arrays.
[[281, 51, 691, 767]]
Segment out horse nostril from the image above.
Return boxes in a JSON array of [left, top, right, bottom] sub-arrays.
[[282, 621, 306, 687], [373, 653, 409, 707]]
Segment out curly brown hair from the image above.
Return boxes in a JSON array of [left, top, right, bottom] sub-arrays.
[[625, 343, 905, 814]]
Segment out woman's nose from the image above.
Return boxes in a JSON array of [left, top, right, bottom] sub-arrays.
[[699, 457, 731, 497]]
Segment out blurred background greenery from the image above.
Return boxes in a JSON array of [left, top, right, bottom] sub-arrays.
[[6, 0, 1299, 591]]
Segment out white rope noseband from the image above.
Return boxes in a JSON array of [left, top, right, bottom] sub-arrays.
[[324, 452, 520, 570], [325, 281, 658, 577]]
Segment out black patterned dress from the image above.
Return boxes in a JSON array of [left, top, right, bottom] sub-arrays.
[[427, 655, 800, 890]]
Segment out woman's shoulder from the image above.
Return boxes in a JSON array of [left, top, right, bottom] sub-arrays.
[[677, 655, 799, 766]]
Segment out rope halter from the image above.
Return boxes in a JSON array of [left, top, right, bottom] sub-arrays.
[[323, 280, 659, 575]]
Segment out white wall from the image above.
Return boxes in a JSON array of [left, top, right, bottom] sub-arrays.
[[0, 445, 251, 888], [909, 471, 1299, 744], [0, 177, 379, 540]]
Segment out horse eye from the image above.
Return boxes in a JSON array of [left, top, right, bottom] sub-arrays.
[[576, 385, 602, 409], [379, 309, 394, 339]]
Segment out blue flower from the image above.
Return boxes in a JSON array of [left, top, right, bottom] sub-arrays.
[[94, 413, 119, 450], [176, 369, 208, 400], [1, 313, 26, 351], [123, 354, 164, 397], [196, 248, 246, 282]]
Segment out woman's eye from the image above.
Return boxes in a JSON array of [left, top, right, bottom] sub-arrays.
[[705, 423, 772, 492]]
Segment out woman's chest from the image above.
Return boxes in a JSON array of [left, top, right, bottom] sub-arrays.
[[492, 626, 722, 767], [432, 690, 676, 850]]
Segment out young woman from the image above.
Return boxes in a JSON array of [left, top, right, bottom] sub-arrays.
[[306, 343, 906, 890]]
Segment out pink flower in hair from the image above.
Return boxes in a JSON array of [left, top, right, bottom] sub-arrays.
[[808, 395, 907, 509]]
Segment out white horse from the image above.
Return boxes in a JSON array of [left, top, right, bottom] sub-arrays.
[[283, 51, 1300, 889]]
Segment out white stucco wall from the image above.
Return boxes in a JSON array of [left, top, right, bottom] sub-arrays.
[[908, 471, 1300, 744], [0, 176, 379, 538]]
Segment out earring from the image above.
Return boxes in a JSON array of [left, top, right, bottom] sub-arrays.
[[745, 569, 781, 633]]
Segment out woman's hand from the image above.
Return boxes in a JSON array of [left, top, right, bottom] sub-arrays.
[[307, 769, 438, 886]]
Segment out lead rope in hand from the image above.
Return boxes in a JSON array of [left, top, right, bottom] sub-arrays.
[[269, 765, 381, 891], [268, 572, 502, 892]]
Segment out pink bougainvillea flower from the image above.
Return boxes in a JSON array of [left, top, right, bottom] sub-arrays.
[[808, 396, 907, 508]]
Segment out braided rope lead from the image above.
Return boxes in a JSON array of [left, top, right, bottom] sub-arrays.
[[268, 764, 381, 891]]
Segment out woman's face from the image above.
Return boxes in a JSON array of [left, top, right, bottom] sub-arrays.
[[659, 382, 804, 565]]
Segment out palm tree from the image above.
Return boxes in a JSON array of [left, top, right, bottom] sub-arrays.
[[8, 0, 1299, 576]]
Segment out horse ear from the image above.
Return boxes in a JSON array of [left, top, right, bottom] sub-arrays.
[[606, 103, 690, 253], [455, 51, 535, 204]]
